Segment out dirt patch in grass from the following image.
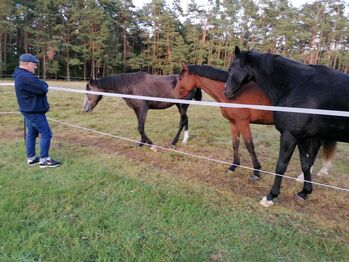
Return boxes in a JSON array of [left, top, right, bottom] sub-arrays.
[[3, 129, 349, 240]]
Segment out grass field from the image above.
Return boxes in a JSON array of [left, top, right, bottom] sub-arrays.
[[1, 81, 348, 261]]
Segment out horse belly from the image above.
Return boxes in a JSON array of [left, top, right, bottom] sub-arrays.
[[275, 113, 349, 142], [149, 101, 174, 109], [249, 110, 274, 124], [317, 116, 349, 142]]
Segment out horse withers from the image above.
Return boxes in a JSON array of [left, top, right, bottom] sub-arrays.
[[224, 46, 348, 207], [83, 72, 202, 149]]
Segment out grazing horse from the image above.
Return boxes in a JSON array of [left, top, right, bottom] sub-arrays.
[[224, 46, 348, 207], [175, 64, 334, 181], [83, 72, 202, 149]]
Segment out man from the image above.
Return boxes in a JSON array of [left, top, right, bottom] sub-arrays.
[[13, 53, 61, 168]]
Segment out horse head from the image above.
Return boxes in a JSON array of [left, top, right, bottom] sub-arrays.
[[224, 46, 254, 99], [83, 79, 103, 112], [174, 63, 196, 98]]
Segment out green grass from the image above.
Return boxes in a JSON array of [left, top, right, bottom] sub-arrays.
[[1, 80, 349, 261], [0, 140, 348, 261]]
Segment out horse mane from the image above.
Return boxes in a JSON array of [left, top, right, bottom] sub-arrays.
[[253, 51, 312, 75], [93, 72, 149, 91], [259, 53, 275, 75], [244, 51, 276, 75], [186, 65, 228, 82]]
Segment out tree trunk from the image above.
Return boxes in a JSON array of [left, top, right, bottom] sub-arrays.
[[0, 32, 3, 77], [84, 58, 87, 81], [166, 35, 173, 74], [23, 31, 28, 53], [123, 29, 127, 73], [199, 18, 207, 65], [43, 51, 46, 80], [66, 45, 70, 81]]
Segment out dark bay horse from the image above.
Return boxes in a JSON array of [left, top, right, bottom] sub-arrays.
[[83, 72, 202, 149], [175, 64, 334, 181], [224, 46, 348, 207]]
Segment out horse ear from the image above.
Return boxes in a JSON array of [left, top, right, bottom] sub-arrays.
[[234, 46, 240, 55], [181, 63, 188, 71]]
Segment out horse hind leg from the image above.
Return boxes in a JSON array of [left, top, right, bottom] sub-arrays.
[[238, 122, 261, 181], [316, 141, 336, 177], [295, 138, 322, 204], [134, 107, 154, 148], [296, 166, 313, 182], [317, 160, 331, 176], [171, 104, 189, 148], [296, 140, 335, 181]]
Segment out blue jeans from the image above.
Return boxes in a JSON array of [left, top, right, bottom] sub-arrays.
[[22, 113, 52, 159]]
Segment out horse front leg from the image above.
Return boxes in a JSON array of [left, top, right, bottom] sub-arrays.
[[171, 104, 189, 148], [296, 138, 321, 204], [260, 131, 297, 207], [228, 122, 240, 173], [237, 121, 261, 181]]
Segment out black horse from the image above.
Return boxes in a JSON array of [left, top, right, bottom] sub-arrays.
[[83, 72, 202, 149], [224, 46, 349, 207]]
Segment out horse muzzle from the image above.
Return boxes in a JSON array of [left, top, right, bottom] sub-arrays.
[[83, 102, 94, 112], [224, 83, 238, 99]]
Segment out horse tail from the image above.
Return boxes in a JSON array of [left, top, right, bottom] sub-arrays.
[[322, 140, 336, 161], [194, 88, 202, 101]]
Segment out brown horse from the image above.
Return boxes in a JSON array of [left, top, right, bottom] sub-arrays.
[[83, 72, 202, 149], [175, 64, 334, 180]]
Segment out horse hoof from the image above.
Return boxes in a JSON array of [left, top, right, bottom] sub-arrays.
[[170, 144, 176, 150], [228, 165, 237, 173], [294, 193, 306, 206], [296, 173, 304, 183], [250, 174, 261, 181], [149, 146, 158, 152], [316, 171, 328, 177], [259, 196, 273, 207]]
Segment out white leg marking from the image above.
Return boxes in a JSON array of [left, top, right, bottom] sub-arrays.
[[259, 196, 273, 207], [316, 160, 331, 176], [182, 130, 189, 144], [296, 172, 304, 182], [150, 145, 158, 152], [296, 165, 313, 182]]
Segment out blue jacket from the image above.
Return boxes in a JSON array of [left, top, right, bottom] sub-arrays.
[[13, 67, 49, 113]]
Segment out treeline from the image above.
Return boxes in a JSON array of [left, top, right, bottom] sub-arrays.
[[1, 0, 348, 80]]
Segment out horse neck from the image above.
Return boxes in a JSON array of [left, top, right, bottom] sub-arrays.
[[249, 55, 300, 103], [96, 76, 131, 94], [194, 75, 226, 102]]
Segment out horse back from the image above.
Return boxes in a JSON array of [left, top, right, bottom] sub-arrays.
[[274, 69, 349, 142]]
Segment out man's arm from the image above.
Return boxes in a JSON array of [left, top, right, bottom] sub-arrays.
[[22, 74, 48, 94]]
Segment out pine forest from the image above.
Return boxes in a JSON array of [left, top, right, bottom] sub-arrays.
[[1, 0, 348, 80]]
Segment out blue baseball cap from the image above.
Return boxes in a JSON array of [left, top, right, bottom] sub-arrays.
[[19, 53, 39, 63]]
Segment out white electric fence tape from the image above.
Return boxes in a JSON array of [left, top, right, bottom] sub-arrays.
[[1, 82, 349, 117], [1, 82, 349, 193]]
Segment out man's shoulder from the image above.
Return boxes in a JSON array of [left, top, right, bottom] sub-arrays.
[[14, 67, 33, 80]]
